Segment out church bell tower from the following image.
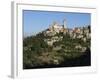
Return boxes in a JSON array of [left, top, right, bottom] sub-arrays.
[[63, 19, 67, 29]]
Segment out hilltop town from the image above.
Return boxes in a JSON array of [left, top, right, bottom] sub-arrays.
[[23, 19, 91, 69], [43, 20, 90, 47]]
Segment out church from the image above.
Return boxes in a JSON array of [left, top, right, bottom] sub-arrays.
[[48, 19, 68, 34]]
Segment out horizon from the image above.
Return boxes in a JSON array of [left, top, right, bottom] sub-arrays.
[[23, 10, 91, 37]]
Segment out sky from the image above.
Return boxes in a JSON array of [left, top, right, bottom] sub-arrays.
[[23, 10, 91, 36]]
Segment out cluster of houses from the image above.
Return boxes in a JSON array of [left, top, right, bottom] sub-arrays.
[[43, 19, 90, 47], [44, 36, 63, 46], [68, 26, 90, 42], [43, 19, 67, 46], [44, 19, 68, 36]]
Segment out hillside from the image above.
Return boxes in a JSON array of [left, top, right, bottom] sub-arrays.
[[23, 24, 91, 69]]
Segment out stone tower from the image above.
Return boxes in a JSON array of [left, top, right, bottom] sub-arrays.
[[63, 19, 67, 28]]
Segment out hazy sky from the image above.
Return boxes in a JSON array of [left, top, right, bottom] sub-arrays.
[[23, 10, 91, 36]]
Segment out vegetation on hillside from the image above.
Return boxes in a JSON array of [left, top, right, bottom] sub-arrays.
[[23, 26, 91, 69]]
